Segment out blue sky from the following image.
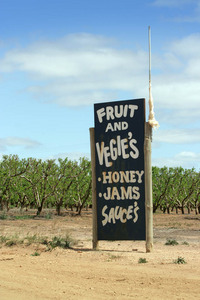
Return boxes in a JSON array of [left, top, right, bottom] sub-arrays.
[[0, 0, 199, 169]]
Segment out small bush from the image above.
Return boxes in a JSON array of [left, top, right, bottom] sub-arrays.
[[173, 257, 187, 264], [14, 215, 33, 220], [165, 239, 179, 246], [49, 235, 74, 249], [138, 258, 147, 264], [0, 233, 76, 250], [0, 235, 9, 243], [0, 212, 7, 220], [107, 254, 120, 261], [182, 241, 189, 246], [0, 235, 21, 246], [45, 212, 52, 220], [5, 239, 18, 247], [24, 234, 38, 245], [40, 237, 49, 245], [31, 251, 40, 256]]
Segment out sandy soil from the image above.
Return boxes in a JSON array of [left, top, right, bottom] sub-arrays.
[[0, 210, 200, 300]]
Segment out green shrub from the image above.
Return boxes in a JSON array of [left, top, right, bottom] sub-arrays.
[[0, 212, 7, 220], [0, 235, 9, 244], [0, 233, 76, 250], [14, 215, 33, 220], [49, 235, 75, 249], [173, 257, 186, 264], [182, 241, 189, 245], [45, 212, 52, 219], [138, 258, 147, 264], [31, 251, 40, 256], [165, 239, 179, 246]]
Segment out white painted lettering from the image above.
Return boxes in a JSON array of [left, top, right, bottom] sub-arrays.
[[95, 133, 139, 167], [96, 104, 139, 124], [101, 204, 140, 226], [102, 185, 141, 200], [101, 170, 144, 184]]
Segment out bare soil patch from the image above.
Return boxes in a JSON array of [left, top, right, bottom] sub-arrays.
[[0, 210, 200, 299]]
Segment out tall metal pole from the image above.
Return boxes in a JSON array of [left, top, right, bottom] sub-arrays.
[[145, 26, 153, 253], [148, 26, 159, 128], [149, 26, 151, 93]]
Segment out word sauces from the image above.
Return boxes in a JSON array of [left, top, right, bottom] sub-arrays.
[[94, 99, 146, 241]]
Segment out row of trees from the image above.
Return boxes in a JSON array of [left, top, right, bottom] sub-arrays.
[[0, 155, 91, 215], [152, 166, 199, 214], [0, 155, 199, 215]]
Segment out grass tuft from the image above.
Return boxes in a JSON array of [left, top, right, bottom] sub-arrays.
[[48, 235, 75, 249], [45, 212, 53, 220], [182, 241, 189, 246], [138, 258, 147, 264], [14, 215, 33, 220], [31, 251, 40, 256], [165, 239, 179, 246], [0, 236, 9, 243], [0, 212, 8, 220], [173, 256, 187, 264], [0, 233, 76, 250], [4, 235, 23, 247]]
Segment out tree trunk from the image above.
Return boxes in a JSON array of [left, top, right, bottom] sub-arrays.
[[37, 205, 43, 216], [0, 199, 3, 211]]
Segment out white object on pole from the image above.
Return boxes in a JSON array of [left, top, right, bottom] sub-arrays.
[[148, 26, 159, 128]]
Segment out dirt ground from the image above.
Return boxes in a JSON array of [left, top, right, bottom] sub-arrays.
[[0, 209, 200, 300]]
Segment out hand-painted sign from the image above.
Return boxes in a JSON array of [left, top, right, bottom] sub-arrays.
[[94, 99, 145, 240]]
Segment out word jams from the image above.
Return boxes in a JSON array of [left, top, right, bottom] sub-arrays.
[[100, 186, 140, 200]]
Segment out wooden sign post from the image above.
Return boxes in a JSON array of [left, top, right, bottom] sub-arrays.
[[144, 123, 153, 252], [90, 127, 99, 250]]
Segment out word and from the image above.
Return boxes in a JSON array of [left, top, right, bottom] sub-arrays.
[[105, 121, 128, 132], [102, 203, 139, 226], [96, 132, 139, 167]]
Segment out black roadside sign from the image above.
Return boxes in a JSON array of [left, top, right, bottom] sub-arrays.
[[94, 98, 146, 240]]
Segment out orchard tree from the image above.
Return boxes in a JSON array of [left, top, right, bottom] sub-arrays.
[[152, 166, 175, 213], [21, 158, 58, 215], [52, 158, 78, 215], [184, 170, 199, 214], [69, 157, 92, 215], [0, 155, 29, 211], [172, 167, 197, 214]]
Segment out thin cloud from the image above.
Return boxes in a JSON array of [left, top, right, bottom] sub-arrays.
[[0, 34, 147, 79], [152, 151, 200, 169], [0, 137, 41, 151], [0, 33, 200, 125], [154, 129, 200, 144], [152, 0, 200, 23], [152, 0, 198, 7], [50, 151, 90, 162]]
